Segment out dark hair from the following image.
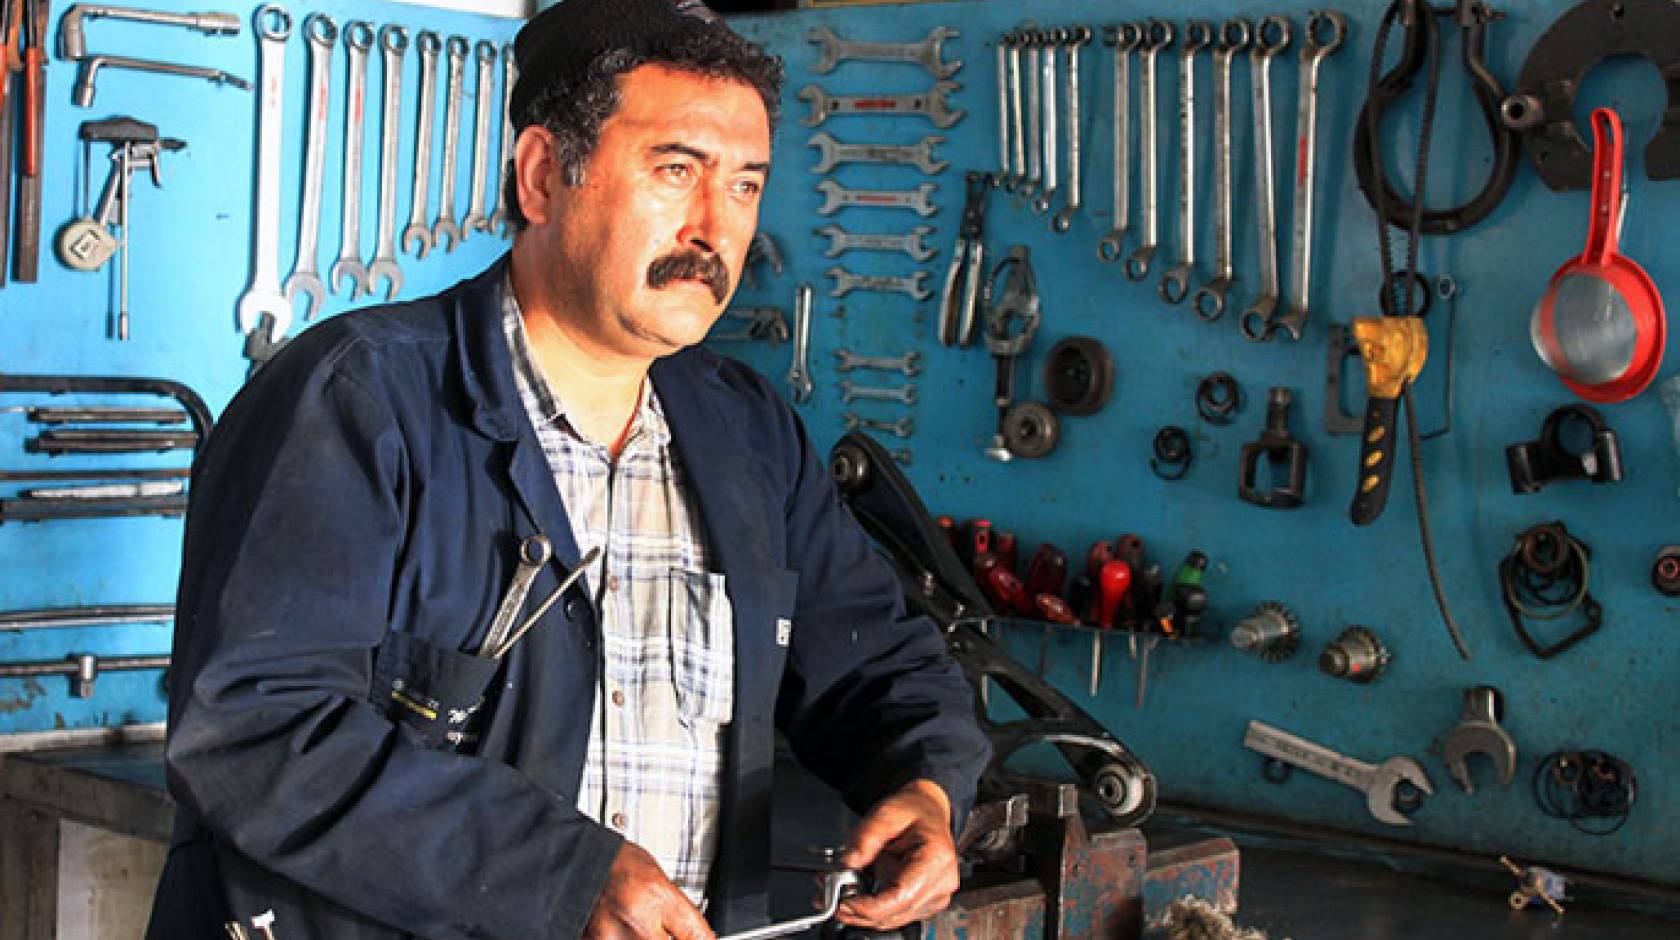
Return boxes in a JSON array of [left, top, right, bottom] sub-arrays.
[[501, 32, 783, 231]]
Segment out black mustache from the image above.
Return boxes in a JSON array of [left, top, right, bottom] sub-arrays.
[[647, 250, 730, 303]]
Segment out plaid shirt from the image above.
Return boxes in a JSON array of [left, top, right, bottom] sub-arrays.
[[502, 284, 732, 902]]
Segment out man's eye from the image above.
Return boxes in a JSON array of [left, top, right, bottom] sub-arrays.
[[660, 163, 695, 181], [734, 179, 763, 198]]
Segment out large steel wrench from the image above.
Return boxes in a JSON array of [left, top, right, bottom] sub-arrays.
[[1021, 30, 1041, 198], [1030, 28, 1061, 215], [236, 5, 292, 345], [717, 870, 861, 940], [432, 36, 468, 251], [1244, 719, 1434, 827], [1123, 20, 1172, 281], [1272, 11, 1346, 342], [807, 26, 960, 78], [402, 31, 440, 259], [1193, 20, 1251, 322], [368, 24, 408, 301], [1052, 26, 1091, 232], [1159, 20, 1212, 303], [330, 21, 374, 300], [283, 13, 334, 322], [1097, 24, 1141, 260], [1005, 30, 1025, 191], [786, 283, 814, 404], [489, 43, 515, 236], [1238, 17, 1291, 341], [462, 40, 496, 237]]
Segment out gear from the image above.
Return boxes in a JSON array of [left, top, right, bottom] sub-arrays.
[[1230, 601, 1301, 663]]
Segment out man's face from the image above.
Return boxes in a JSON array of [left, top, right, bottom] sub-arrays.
[[533, 64, 771, 359]]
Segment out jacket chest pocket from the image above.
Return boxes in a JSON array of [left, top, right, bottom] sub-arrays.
[[668, 568, 734, 727]]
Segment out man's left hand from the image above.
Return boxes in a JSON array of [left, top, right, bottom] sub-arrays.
[[835, 779, 959, 930]]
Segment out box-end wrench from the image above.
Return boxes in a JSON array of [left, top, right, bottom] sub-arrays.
[[462, 40, 496, 237], [489, 43, 515, 236], [1097, 24, 1142, 262], [283, 13, 334, 321], [994, 39, 1009, 183], [834, 349, 922, 376], [787, 283, 814, 404], [815, 179, 938, 217], [401, 31, 440, 260], [368, 24, 408, 302], [807, 26, 960, 78], [1271, 11, 1346, 342], [799, 81, 964, 128], [1238, 17, 1291, 341], [839, 380, 917, 405], [1192, 20, 1251, 322], [236, 5, 293, 348], [432, 36, 468, 252], [1020, 29, 1042, 198], [807, 131, 948, 175], [330, 21, 375, 300], [827, 266, 932, 301], [1123, 20, 1173, 282], [1243, 719, 1434, 827], [1030, 28, 1061, 215], [1004, 30, 1026, 191], [816, 223, 936, 262], [717, 870, 861, 940], [1052, 26, 1091, 233], [1159, 21, 1211, 304]]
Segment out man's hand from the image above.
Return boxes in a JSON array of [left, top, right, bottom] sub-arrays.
[[585, 841, 714, 940], [835, 779, 959, 930]]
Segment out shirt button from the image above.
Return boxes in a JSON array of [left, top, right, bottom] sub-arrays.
[[611, 812, 627, 829], [565, 597, 586, 620], [611, 690, 625, 707], [608, 575, 621, 592]]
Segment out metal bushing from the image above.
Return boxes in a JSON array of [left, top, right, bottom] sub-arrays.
[[1043, 335, 1116, 416]]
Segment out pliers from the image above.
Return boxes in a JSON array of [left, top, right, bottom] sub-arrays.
[[939, 170, 990, 347]]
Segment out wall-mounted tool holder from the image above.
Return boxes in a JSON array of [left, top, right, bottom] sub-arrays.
[[1505, 404, 1623, 494]]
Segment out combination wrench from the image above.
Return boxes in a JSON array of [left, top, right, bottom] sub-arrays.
[[432, 36, 468, 251], [1021, 29, 1042, 197], [283, 12, 334, 321], [786, 283, 814, 404], [462, 40, 497, 237], [827, 266, 932, 301], [815, 179, 939, 216], [1123, 20, 1173, 282], [1193, 20, 1251, 322], [1159, 21, 1213, 304], [1004, 30, 1025, 190], [236, 5, 292, 346], [839, 380, 917, 405], [1096, 24, 1142, 262], [807, 131, 947, 175], [807, 26, 960, 78], [330, 21, 375, 300], [815, 223, 936, 262], [1271, 11, 1346, 342], [368, 24, 408, 301], [1052, 26, 1091, 232], [490, 43, 515, 236], [401, 31, 440, 259], [1030, 28, 1061, 215], [1244, 719, 1434, 827], [1238, 17, 1292, 341]]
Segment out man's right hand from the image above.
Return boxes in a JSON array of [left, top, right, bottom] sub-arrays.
[[584, 841, 715, 940]]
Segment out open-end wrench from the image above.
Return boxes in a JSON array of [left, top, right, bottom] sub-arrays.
[[1030, 28, 1061, 215], [1271, 11, 1346, 342], [1005, 30, 1026, 191], [815, 179, 938, 216], [1192, 19, 1251, 322], [839, 380, 917, 405], [718, 870, 862, 940], [489, 43, 515, 236], [401, 31, 440, 259], [1238, 17, 1291, 341], [994, 39, 1009, 183], [1244, 719, 1434, 827], [1124, 20, 1172, 281], [283, 13, 334, 321], [827, 266, 932, 301], [842, 412, 915, 438], [1441, 686, 1517, 794], [330, 21, 375, 300], [807, 131, 947, 175], [1097, 24, 1142, 261], [432, 36, 468, 252], [462, 40, 496, 237], [816, 223, 936, 262], [799, 81, 964, 128], [1052, 26, 1091, 232], [367, 24, 408, 301], [236, 5, 293, 346], [1021, 30, 1042, 197], [1159, 21, 1212, 304], [833, 349, 922, 376], [786, 283, 814, 404], [807, 26, 960, 78]]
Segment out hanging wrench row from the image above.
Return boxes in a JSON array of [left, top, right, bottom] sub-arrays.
[[1071, 14, 1344, 341], [239, 5, 515, 355], [993, 25, 1091, 231]]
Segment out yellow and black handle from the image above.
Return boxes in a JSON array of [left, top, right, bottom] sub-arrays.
[[1349, 317, 1428, 526]]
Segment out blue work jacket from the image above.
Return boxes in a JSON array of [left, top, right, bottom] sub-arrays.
[[146, 258, 991, 940]]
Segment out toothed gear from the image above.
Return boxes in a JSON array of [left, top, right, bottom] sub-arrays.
[[1232, 601, 1301, 662]]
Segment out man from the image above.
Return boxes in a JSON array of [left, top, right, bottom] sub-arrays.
[[144, 2, 991, 939]]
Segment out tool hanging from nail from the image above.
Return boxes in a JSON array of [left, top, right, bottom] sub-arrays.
[[0, 0, 21, 286], [13, 0, 48, 283], [938, 170, 989, 347], [57, 3, 248, 107]]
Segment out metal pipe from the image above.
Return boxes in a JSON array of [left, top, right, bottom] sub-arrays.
[[0, 605, 173, 630], [0, 652, 169, 697]]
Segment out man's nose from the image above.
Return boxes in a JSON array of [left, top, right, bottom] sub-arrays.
[[676, 182, 730, 256]]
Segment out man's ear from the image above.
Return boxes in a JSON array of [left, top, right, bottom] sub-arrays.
[[514, 125, 561, 227]]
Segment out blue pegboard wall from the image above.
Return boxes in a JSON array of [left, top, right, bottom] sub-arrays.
[[721, 0, 1678, 884], [0, 0, 517, 731]]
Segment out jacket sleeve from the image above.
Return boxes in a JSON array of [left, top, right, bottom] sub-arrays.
[[768, 398, 992, 832], [164, 334, 621, 940]]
